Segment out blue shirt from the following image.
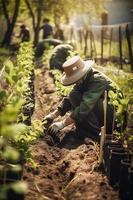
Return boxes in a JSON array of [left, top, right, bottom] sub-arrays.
[[42, 24, 53, 39]]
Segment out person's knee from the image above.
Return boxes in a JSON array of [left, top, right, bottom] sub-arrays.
[[69, 91, 82, 108]]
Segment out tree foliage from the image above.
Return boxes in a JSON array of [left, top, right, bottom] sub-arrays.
[[0, 0, 106, 46], [49, 0, 106, 24]]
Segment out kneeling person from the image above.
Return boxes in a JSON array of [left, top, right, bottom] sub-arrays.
[[43, 56, 126, 142]]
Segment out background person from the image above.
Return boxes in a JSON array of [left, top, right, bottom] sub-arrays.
[[17, 24, 30, 42], [40, 18, 53, 39], [49, 44, 74, 71]]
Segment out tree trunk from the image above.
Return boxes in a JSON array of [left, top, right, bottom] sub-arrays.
[[33, 8, 42, 46], [1, 0, 20, 47], [25, 0, 42, 46], [34, 27, 40, 46]]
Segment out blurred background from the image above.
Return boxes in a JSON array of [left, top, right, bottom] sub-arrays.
[[0, 0, 133, 71]]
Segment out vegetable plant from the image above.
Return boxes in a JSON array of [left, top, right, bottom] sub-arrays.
[[0, 42, 37, 199]]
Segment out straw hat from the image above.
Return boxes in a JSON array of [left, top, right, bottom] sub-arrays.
[[61, 56, 94, 86]]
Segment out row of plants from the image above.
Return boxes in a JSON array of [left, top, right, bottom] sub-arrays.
[[102, 75, 133, 199], [50, 69, 73, 97], [17, 42, 35, 126], [0, 42, 42, 200]]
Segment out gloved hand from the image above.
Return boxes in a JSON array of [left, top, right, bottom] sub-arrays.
[[48, 121, 65, 136], [42, 113, 54, 128]]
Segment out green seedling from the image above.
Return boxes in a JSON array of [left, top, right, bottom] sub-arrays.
[[0, 42, 35, 197]]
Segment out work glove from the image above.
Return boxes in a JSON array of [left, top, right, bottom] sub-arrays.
[[47, 121, 65, 144], [42, 113, 54, 128], [48, 121, 65, 135]]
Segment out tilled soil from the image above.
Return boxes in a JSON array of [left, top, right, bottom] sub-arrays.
[[24, 68, 119, 200]]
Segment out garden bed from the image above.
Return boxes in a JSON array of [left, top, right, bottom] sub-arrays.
[[24, 68, 120, 200]]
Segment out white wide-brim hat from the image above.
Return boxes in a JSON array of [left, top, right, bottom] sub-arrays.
[[61, 56, 94, 86]]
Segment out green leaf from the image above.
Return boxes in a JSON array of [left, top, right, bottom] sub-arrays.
[[3, 146, 20, 162], [108, 90, 115, 98], [112, 100, 119, 106], [7, 164, 22, 172], [19, 113, 28, 122], [0, 90, 6, 100], [0, 136, 4, 146], [4, 60, 14, 73], [116, 104, 123, 114], [12, 75, 18, 82], [1, 123, 27, 139], [120, 98, 129, 106], [11, 181, 28, 194], [5, 74, 14, 85]]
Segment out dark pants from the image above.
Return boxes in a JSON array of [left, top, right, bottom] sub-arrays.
[[69, 90, 114, 139]]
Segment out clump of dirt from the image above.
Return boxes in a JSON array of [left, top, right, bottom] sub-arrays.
[[24, 68, 119, 200]]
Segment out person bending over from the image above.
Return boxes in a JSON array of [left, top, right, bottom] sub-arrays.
[[43, 56, 126, 142]]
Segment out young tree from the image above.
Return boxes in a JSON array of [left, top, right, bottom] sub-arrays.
[[1, 0, 21, 47]]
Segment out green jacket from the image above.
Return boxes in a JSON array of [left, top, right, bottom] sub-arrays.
[[70, 68, 122, 121]]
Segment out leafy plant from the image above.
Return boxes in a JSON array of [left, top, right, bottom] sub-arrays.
[[51, 69, 73, 97], [0, 41, 35, 198], [109, 89, 129, 129], [108, 82, 133, 165]]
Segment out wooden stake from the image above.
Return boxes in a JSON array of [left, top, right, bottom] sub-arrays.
[[99, 91, 107, 164], [126, 24, 133, 72], [101, 28, 104, 64], [119, 26, 123, 70], [109, 28, 113, 60]]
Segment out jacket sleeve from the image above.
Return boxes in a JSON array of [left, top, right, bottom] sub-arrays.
[[71, 77, 108, 122], [57, 97, 72, 116]]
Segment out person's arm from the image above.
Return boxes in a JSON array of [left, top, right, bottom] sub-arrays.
[[57, 97, 72, 116], [43, 109, 60, 122], [43, 97, 72, 124], [51, 109, 60, 118]]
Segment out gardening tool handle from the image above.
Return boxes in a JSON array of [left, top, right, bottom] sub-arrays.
[[103, 90, 107, 133], [99, 126, 105, 164], [99, 91, 108, 164]]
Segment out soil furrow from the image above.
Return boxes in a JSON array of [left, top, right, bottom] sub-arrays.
[[24, 68, 119, 200]]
